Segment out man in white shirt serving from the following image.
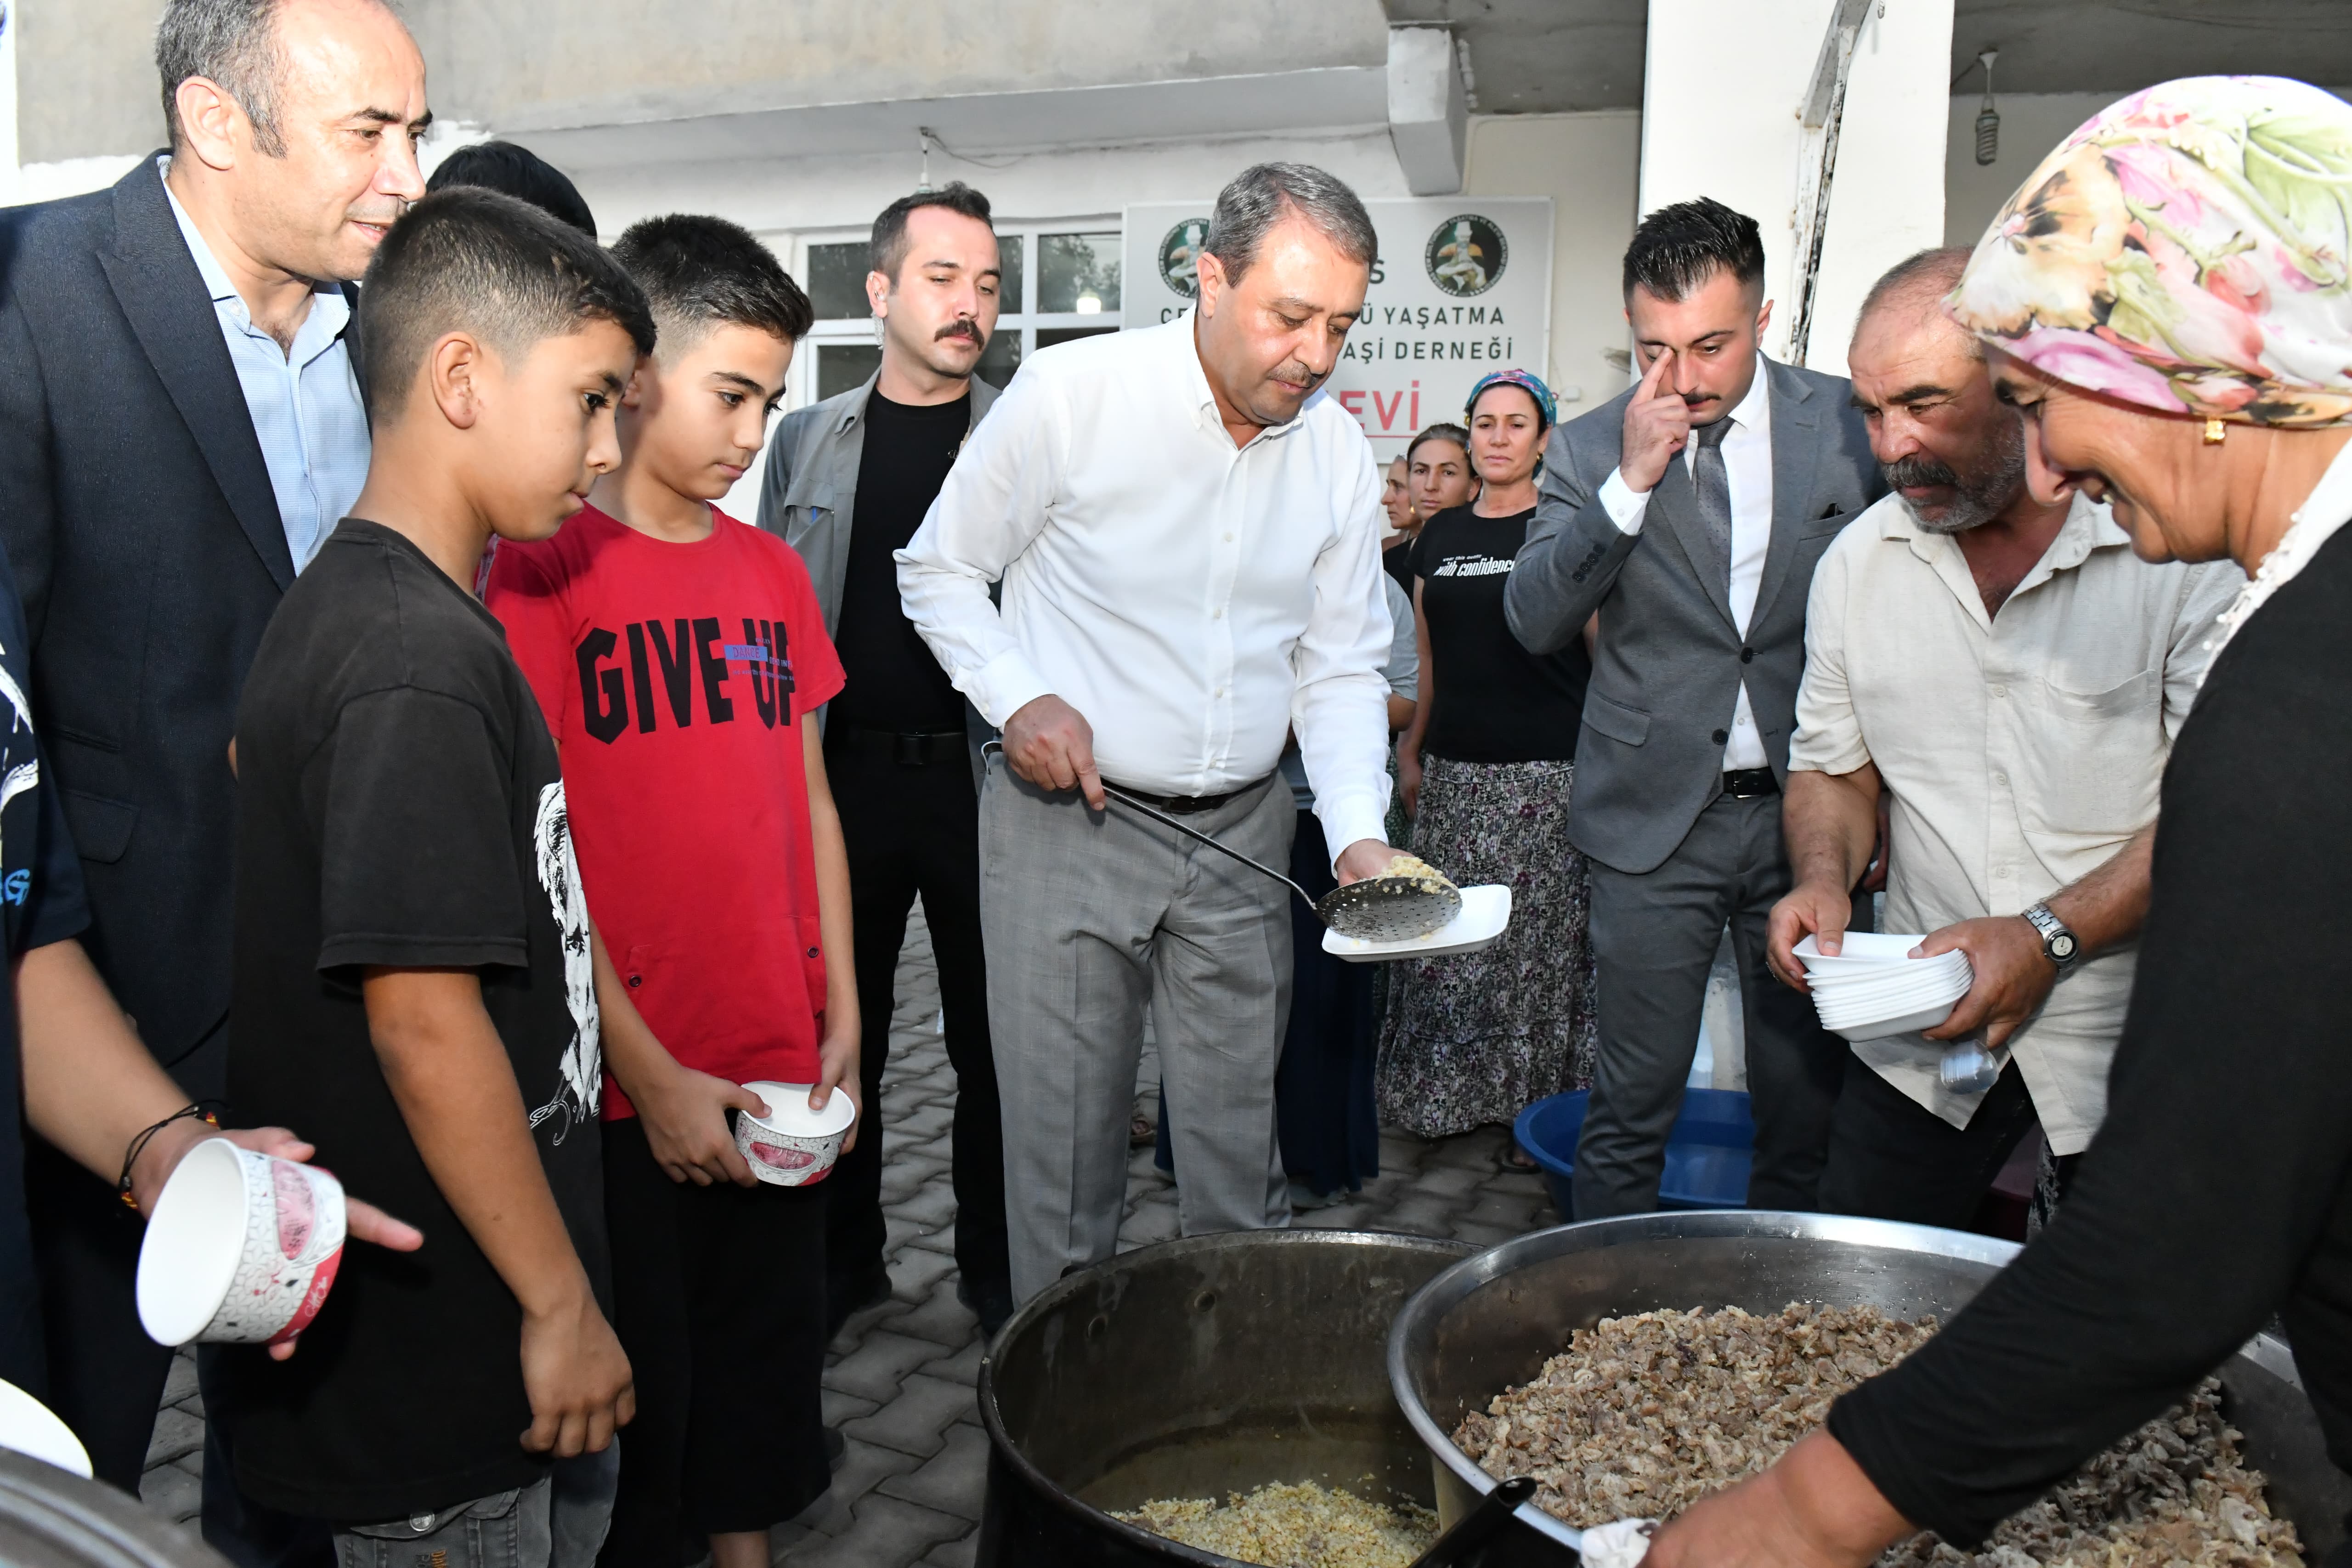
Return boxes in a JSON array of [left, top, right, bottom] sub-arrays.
[[898, 163, 1396, 1303]]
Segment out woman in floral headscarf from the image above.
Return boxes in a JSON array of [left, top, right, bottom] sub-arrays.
[[1644, 78, 2352, 1567]]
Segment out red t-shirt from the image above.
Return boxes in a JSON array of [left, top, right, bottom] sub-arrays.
[[485, 504, 845, 1119]]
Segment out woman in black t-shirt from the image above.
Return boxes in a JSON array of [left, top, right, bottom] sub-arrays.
[[1380, 372, 1597, 1160]]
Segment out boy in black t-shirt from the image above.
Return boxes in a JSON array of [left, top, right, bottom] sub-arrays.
[[226, 189, 660, 1561]]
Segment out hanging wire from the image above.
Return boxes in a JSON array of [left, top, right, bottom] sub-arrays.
[[915, 126, 1023, 176], [1973, 51, 2000, 166]]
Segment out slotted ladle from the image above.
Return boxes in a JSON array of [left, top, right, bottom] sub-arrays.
[[1102, 781, 1462, 941], [980, 744, 1459, 941]]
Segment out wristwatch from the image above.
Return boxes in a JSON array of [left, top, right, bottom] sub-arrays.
[[2020, 901, 2082, 978]]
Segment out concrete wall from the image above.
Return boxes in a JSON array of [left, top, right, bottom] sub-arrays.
[[17, 0, 161, 163], [409, 0, 1385, 134], [1942, 90, 2108, 251], [1636, 0, 1951, 379], [1463, 109, 1641, 413], [10, 0, 1386, 164], [1801, 0, 1951, 378], [584, 125, 1417, 517], [561, 127, 1413, 254]]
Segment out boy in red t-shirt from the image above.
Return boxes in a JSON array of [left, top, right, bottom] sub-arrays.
[[486, 215, 848, 1567]]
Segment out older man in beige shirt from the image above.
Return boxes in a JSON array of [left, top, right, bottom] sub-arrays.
[[1765, 249, 2240, 1226]]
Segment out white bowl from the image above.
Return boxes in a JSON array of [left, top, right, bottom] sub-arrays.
[[0, 1377, 90, 1476], [136, 1138, 346, 1347], [735, 1081, 857, 1187], [1817, 972, 1972, 1031], [1324, 884, 1513, 963], [1793, 932, 1938, 968], [1829, 1005, 1963, 1042], [1807, 961, 1971, 1005]]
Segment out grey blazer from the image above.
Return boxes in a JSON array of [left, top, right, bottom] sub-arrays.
[[756, 368, 1001, 774], [1505, 357, 1883, 876]]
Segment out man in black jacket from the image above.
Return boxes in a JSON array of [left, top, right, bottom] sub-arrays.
[[0, 0, 427, 1545]]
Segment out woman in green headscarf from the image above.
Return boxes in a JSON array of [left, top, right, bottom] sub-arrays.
[[1643, 75, 2352, 1567]]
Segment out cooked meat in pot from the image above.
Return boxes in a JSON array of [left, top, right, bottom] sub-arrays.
[[1454, 1303, 2302, 1567]]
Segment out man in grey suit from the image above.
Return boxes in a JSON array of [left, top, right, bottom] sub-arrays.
[[1505, 198, 1884, 1218], [758, 182, 1013, 1334]]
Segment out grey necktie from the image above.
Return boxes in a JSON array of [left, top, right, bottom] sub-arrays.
[[1691, 416, 1734, 586]]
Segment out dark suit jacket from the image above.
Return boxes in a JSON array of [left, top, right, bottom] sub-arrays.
[[0, 158, 359, 1090], [1504, 357, 1883, 876]]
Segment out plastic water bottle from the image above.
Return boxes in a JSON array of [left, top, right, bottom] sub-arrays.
[[1939, 1041, 2001, 1094]]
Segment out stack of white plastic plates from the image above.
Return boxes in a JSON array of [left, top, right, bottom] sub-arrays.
[[1792, 932, 1972, 1042]]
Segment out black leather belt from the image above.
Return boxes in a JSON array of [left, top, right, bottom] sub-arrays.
[[830, 727, 967, 767], [1722, 768, 1780, 799], [1105, 776, 1270, 815]]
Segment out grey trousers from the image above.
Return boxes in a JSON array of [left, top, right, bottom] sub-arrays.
[[1572, 790, 1847, 1218], [980, 752, 1295, 1303]]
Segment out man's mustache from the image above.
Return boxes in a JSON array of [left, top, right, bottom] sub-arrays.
[[1271, 359, 1331, 395], [1885, 454, 1962, 490], [935, 320, 982, 344]]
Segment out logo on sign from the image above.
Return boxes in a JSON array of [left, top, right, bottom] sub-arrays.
[[1158, 218, 1210, 299], [1425, 215, 1507, 298]]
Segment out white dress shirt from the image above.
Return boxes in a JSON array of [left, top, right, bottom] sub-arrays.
[[1790, 491, 2240, 1152], [1595, 367, 1774, 769], [897, 315, 1395, 858], [161, 160, 369, 573]]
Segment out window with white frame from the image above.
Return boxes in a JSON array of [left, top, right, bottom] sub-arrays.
[[793, 223, 1124, 406]]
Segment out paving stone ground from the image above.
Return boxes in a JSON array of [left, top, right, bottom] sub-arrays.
[[141, 903, 1564, 1567]]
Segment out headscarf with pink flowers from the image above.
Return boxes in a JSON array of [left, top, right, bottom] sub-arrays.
[[1949, 75, 2352, 428]]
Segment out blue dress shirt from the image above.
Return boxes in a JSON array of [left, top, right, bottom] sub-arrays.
[[162, 163, 369, 573]]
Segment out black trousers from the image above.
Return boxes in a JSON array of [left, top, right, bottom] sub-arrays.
[[28, 1014, 224, 1490], [1273, 812, 1379, 1198], [1819, 1053, 2075, 1230], [25, 1135, 173, 1490], [599, 1117, 830, 1562], [824, 743, 1011, 1307], [1574, 791, 1849, 1218], [29, 1017, 330, 1565]]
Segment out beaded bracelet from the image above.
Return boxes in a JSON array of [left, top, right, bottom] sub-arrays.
[[117, 1102, 223, 1211]]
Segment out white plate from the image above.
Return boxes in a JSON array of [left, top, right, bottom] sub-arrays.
[[1324, 884, 1512, 963], [0, 1377, 91, 1477]]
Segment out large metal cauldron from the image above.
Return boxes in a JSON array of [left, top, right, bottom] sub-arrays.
[[976, 1230, 1479, 1567], [0, 1447, 230, 1566], [1389, 1211, 2352, 1561]]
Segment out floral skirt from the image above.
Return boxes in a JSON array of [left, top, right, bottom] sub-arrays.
[[1376, 755, 1599, 1139]]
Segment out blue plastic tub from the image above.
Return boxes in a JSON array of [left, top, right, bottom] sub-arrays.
[[1513, 1088, 1754, 1217]]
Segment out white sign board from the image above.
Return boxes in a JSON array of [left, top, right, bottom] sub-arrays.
[[1123, 198, 1553, 456]]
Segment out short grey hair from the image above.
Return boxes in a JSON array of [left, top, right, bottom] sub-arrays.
[[1856, 246, 1978, 352], [156, 0, 290, 157], [1203, 163, 1378, 286]]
